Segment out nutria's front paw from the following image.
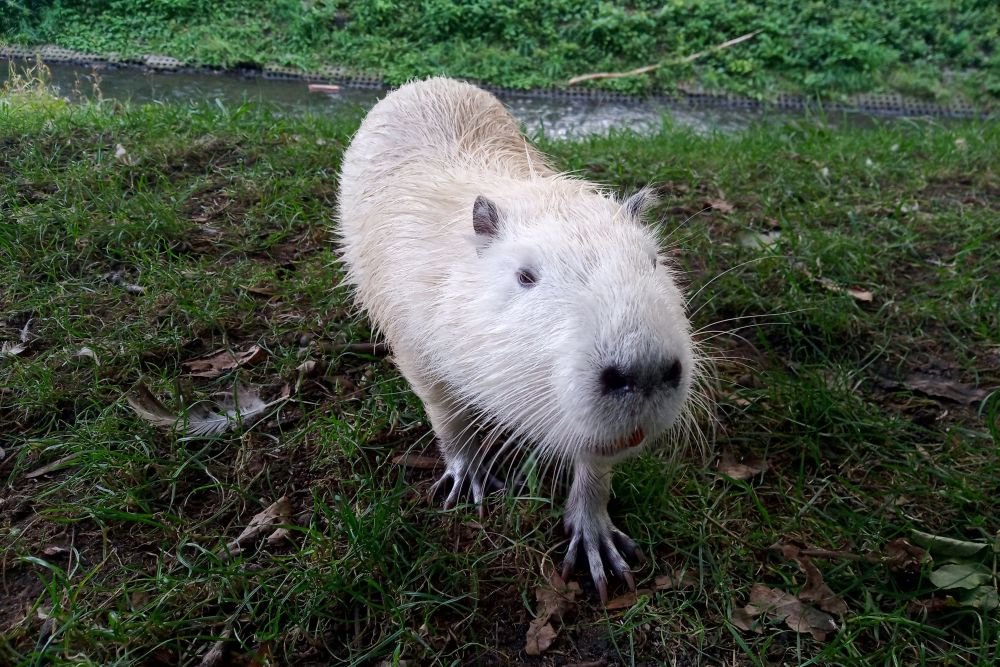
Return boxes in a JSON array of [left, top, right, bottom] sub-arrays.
[[561, 513, 646, 605], [428, 454, 505, 518]]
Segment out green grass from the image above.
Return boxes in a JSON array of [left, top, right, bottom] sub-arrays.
[[1, 66, 999, 666], [2, 0, 999, 105]]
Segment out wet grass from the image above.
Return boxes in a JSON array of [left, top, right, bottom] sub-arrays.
[[1, 74, 999, 666]]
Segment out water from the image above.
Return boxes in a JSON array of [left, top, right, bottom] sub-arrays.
[[4, 59, 878, 138]]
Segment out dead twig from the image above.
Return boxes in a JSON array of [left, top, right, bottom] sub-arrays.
[[567, 30, 762, 85]]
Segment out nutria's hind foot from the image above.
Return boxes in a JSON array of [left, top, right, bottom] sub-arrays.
[[429, 452, 505, 518], [561, 512, 646, 605]]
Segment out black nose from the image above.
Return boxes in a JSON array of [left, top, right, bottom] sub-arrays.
[[600, 359, 683, 395]]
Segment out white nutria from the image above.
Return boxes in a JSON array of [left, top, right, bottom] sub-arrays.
[[335, 76, 701, 603]]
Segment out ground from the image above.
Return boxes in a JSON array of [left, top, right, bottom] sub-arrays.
[[1, 66, 998, 666]]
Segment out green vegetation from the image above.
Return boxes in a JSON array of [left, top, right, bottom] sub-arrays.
[[2, 64, 999, 665], [2, 0, 1000, 104]]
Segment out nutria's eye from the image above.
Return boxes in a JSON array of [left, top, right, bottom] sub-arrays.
[[517, 269, 538, 287]]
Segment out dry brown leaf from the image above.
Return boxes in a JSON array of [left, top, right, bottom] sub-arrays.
[[182, 345, 266, 378], [392, 453, 443, 470], [605, 589, 653, 610], [883, 537, 930, 574], [221, 496, 291, 559], [266, 527, 291, 547], [717, 448, 769, 480], [654, 570, 698, 590], [734, 583, 838, 641], [706, 198, 734, 213], [524, 570, 579, 656], [25, 452, 82, 479], [846, 287, 874, 302], [902, 373, 990, 405], [774, 542, 849, 616]]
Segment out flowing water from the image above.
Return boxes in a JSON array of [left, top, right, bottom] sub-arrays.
[[2, 58, 883, 138]]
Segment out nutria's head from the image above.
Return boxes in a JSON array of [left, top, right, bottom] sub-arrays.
[[445, 181, 696, 467]]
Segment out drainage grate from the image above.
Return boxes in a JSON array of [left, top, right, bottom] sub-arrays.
[[1, 44, 991, 119]]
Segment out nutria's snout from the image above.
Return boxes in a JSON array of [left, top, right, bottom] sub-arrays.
[[599, 357, 683, 396]]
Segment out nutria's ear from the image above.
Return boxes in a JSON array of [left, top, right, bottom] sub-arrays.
[[623, 186, 659, 222], [473, 195, 500, 239]]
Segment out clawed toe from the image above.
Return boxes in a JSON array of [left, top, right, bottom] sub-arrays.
[[429, 462, 505, 516], [562, 519, 644, 605]]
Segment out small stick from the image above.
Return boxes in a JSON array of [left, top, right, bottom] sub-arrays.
[[342, 342, 389, 356], [567, 30, 762, 85]]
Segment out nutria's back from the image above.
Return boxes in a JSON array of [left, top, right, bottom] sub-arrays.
[[339, 77, 554, 193]]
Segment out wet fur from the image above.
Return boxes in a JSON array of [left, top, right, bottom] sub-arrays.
[[335, 76, 706, 602]]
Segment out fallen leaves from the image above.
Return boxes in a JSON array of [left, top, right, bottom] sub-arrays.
[[731, 584, 838, 641], [127, 382, 290, 438], [731, 540, 847, 641], [717, 448, 769, 481], [775, 542, 849, 617], [525, 570, 579, 656], [901, 373, 991, 405], [220, 496, 292, 560], [181, 345, 266, 378], [524, 565, 698, 654], [706, 197, 734, 214]]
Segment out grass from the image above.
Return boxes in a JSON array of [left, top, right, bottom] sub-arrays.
[[1, 0, 999, 105], [1, 64, 999, 666]]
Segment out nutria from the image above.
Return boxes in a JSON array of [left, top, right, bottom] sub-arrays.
[[336, 76, 699, 603]]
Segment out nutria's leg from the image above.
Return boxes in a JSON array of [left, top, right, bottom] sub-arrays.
[[397, 359, 504, 516], [561, 458, 646, 605]]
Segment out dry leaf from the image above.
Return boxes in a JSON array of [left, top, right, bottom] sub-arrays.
[[392, 453, 443, 470], [902, 374, 990, 405], [717, 448, 769, 480], [1, 341, 26, 357], [707, 198, 734, 213], [181, 345, 266, 378], [654, 570, 698, 590], [883, 537, 930, 574], [127, 382, 290, 439], [775, 543, 849, 617], [42, 546, 70, 557], [733, 584, 838, 641], [845, 287, 874, 302], [25, 452, 82, 479], [605, 589, 653, 610], [221, 496, 292, 559], [525, 570, 579, 656], [266, 527, 291, 547]]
